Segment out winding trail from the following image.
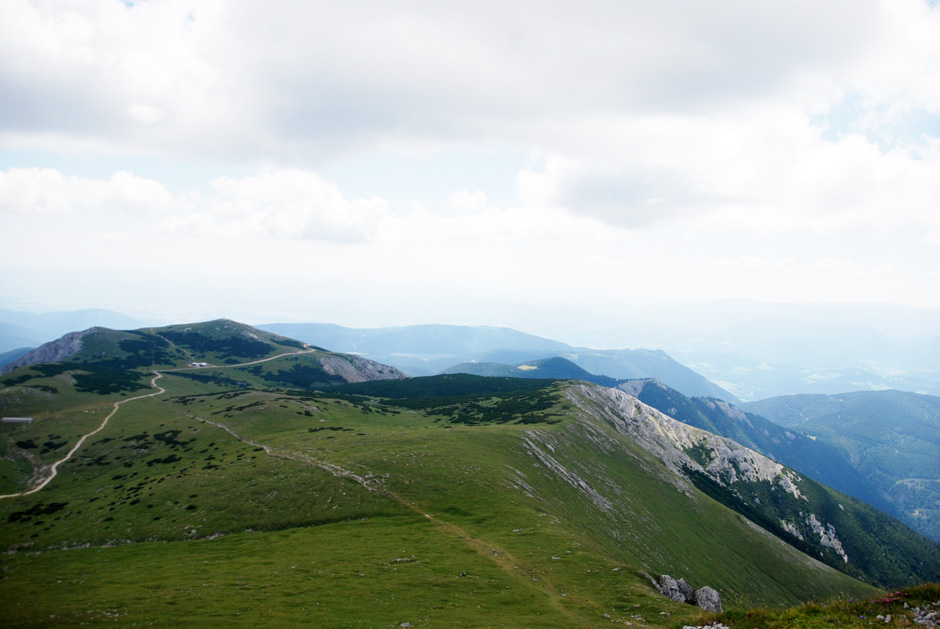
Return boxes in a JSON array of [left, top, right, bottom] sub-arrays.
[[188, 410, 577, 621], [2, 347, 578, 620], [0, 349, 316, 500], [186, 402, 578, 621]]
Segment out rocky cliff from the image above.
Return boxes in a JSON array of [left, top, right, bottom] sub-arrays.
[[0, 328, 95, 374]]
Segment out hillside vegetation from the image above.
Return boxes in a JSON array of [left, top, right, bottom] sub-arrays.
[[1, 323, 938, 627], [744, 390, 940, 542]]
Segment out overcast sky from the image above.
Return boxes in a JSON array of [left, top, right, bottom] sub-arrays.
[[1, 0, 939, 335]]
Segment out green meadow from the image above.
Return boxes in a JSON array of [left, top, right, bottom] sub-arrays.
[[1, 341, 928, 627]]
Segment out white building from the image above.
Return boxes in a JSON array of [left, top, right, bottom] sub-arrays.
[[2, 417, 34, 424]]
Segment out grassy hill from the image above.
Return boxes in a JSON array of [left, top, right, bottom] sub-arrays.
[[2, 327, 939, 626]]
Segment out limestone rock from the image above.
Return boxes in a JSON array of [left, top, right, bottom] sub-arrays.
[[0, 328, 92, 374], [657, 575, 684, 603], [658, 575, 694, 604], [694, 586, 723, 612]]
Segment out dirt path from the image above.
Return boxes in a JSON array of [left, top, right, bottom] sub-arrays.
[[2, 349, 580, 620], [0, 349, 317, 501], [0, 373, 166, 500], [186, 408, 579, 622]]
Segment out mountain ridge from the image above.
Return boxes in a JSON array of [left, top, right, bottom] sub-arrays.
[[259, 321, 738, 402], [2, 318, 939, 625]]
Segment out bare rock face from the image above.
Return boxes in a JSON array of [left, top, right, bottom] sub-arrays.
[[347, 354, 408, 381], [318, 355, 408, 384], [569, 384, 806, 500], [694, 586, 723, 612], [0, 328, 94, 374]]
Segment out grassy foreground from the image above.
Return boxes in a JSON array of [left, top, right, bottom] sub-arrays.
[[679, 582, 940, 628], [0, 352, 927, 627]]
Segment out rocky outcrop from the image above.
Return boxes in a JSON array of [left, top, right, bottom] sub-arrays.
[[569, 384, 805, 500], [0, 328, 95, 374], [808, 513, 848, 563], [657, 574, 723, 612], [658, 575, 694, 603], [318, 355, 407, 383], [694, 586, 723, 612], [703, 398, 752, 427]]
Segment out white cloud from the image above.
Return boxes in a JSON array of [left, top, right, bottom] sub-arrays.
[[127, 104, 166, 126], [0, 1, 926, 157], [0, 168, 172, 215], [0, 166, 392, 242], [1, 0, 938, 317], [450, 190, 489, 213], [102, 231, 130, 243], [197, 168, 392, 241]]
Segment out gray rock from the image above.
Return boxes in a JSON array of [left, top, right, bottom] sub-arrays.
[[0, 328, 92, 374], [318, 354, 408, 383], [658, 575, 683, 603], [658, 575, 694, 604], [694, 586, 723, 612]]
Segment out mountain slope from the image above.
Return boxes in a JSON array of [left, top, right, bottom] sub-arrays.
[[2, 358, 916, 625], [0, 319, 406, 394], [618, 378, 892, 515], [567, 384, 940, 587], [3, 336, 939, 625], [0, 379, 881, 622], [0, 347, 32, 369], [743, 390, 940, 541]]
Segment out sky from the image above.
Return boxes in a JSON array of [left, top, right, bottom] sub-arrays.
[[1, 0, 939, 338]]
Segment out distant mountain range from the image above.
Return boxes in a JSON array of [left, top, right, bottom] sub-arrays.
[[0, 308, 150, 357], [3, 318, 939, 626], [4, 308, 936, 402], [260, 318, 940, 402], [441, 356, 619, 386], [259, 322, 738, 402], [666, 317, 940, 401], [743, 390, 940, 542]]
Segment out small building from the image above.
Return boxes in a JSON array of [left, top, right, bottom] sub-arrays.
[[188, 362, 210, 368], [2, 417, 34, 424]]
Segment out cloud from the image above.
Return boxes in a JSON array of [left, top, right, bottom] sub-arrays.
[[450, 190, 489, 214], [0, 166, 393, 243], [0, 167, 172, 215], [127, 104, 166, 126], [513, 109, 940, 243], [0, 0, 926, 158], [182, 168, 393, 242], [0, 0, 938, 315]]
